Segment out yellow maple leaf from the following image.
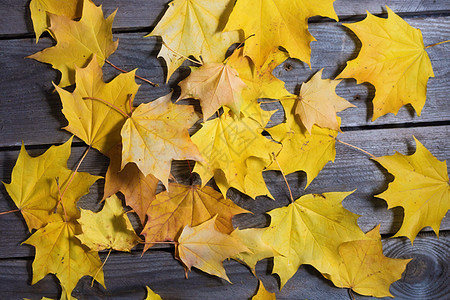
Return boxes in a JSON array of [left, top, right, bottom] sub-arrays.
[[56, 56, 139, 155], [225, 0, 338, 69], [227, 47, 290, 126], [77, 195, 140, 252], [231, 228, 277, 273], [178, 63, 247, 120], [191, 108, 280, 198], [262, 192, 367, 288], [176, 216, 249, 282], [121, 92, 203, 188], [30, 0, 82, 42], [144, 286, 162, 300], [267, 99, 337, 187], [141, 183, 248, 252], [252, 280, 276, 300], [23, 220, 105, 299], [329, 225, 411, 297], [3, 137, 100, 231], [28, 0, 118, 87], [337, 7, 434, 121], [147, 0, 241, 82], [373, 137, 450, 242], [104, 144, 159, 225], [295, 69, 355, 133], [214, 156, 275, 199]]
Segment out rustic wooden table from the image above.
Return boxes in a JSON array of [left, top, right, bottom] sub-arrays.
[[0, 0, 448, 299]]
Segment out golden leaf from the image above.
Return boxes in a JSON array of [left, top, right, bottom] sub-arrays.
[[252, 280, 276, 300], [142, 183, 248, 252], [23, 221, 105, 299], [144, 286, 162, 300], [176, 216, 249, 282], [30, 0, 82, 42], [267, 99, 337, 187], [78, 195, 140, 252], [225, 0, 338, 68], [147, 0, 240, 81], [262, 192, 367, 288], [121, 93, 203, 188], [231, 228, 277, 273], [104, 144, 159, 225], [374, 137, 450, 242], [330, 225, 411, 297], [192, 108, 280, 198], [56, 56, 139, 155], [178, 63, 247, 120], [28, 0, 118, 87], [295, 69, 355, 133], [3, 137, 100, 231], [227, 47, 290, 126], [338, 7, 434, 120]]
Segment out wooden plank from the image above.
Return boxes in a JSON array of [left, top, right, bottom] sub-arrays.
[[0, 16, 449, 148], [1, 125, 448, 259], [0, 232, 448, 299], [0, 0, 448, 36]]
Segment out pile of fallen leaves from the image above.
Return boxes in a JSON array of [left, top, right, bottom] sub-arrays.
[[2, 0, 449, 299]]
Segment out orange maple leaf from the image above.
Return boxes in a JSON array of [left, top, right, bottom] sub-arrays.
[[141, 183, 248, 252]]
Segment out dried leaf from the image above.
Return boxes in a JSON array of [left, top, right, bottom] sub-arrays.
[[30, 0, 82, 42], [225, 0, 338, 68], [262, 192, 367, 288], [4, 137, 100, 230], [329, 226, 411, 297], [147, 0, 240, 81], [142, 183, 248, 252], [338, 7, 434, 120], [178, 63, 247, 120], [295, 69, 355, 133], [104, 144, 159, 225], [121, 92, 203, 188], [28, 0, 118, 87], [176, 216, 249, 282], [56, 56, 139, 155], [23, 221, 105, 299], [78, 195, 140, 252], [373, 137, 450, 242]]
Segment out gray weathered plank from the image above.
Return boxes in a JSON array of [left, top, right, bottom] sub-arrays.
[[0, 232, 448, 299], [0, 16, 449, 148], [1, 125, 448, 259], [0, 0, 448, 36]]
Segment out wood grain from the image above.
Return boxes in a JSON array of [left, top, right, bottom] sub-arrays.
[[0, 232, 447, 299], [0, 1, 448, 299], [0, 0, 448, 36], [0, 16, 449, 148]]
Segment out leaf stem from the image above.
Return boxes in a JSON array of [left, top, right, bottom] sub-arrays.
[[425, 40, 450, 49], [55, 177, 68, 222], [105, 59, 158, 87], [91, 248, 112, 287], [162, 41, 203, 65], [272, 152, 294, 203], [0, 209, 20, 216], [56, 146, 91, 221], [348, 289, 356, 300], [83, 97, 131, 119], [335, 138, 376, 159]]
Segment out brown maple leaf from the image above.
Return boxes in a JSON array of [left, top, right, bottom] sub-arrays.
[[141, 183, 249, 252], [177, 63, 247, 120], [104, 144, 159, 225]]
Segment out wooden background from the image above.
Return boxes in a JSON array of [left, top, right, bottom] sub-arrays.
[[0, 0, 449, 299]]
